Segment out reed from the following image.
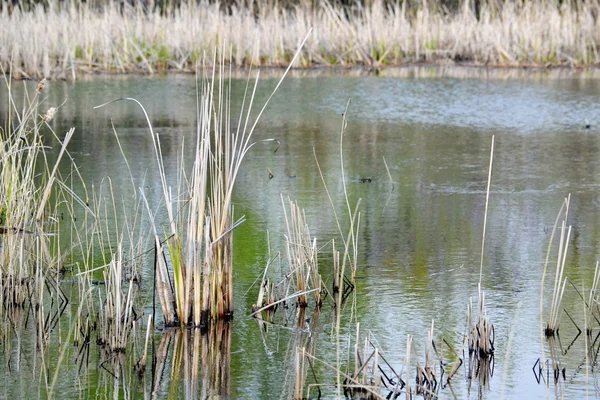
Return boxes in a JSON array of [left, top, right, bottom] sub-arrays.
[[282, 195, 322, 308], [0, 73, 84, 335], [299, 324, 388, 399], [253, 254, 279, 318], [468, 288, 495, 358], [415, 321, 438, 397], [313, 100, 360, 309], [542, 195, 572, 337], [252, 198, 324, 323], [97, 34, 310, 327], [97, 244, 138, 353], [585, 261, 600, 334], [2, 0, 599, 79], [403, 335, 412, 400]]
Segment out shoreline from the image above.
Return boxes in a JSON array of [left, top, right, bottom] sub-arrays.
[[8, 62, 600, 82]]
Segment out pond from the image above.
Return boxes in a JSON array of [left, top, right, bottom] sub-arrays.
[[1, 67, 600, 399]]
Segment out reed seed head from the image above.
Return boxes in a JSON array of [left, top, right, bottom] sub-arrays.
[[43, 107, 56, 122], [36, 78, 46, 94]]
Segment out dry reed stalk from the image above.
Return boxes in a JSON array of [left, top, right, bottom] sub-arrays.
[[294, 346, 307, 400], [468, 288, 495, 358], [98, 244, 137, 353], [282, 195, 322, 308], [253, 254, 280, 317], [586, 261, 600, 334], [401, 335, 412, 399], [332, 240, 341, 293], [305, 348, 388, 399], [544, 195, 572, 337], [415, 321, 438, 397], [479, 135, 494, 286], [443, 337, 464, 387], [134, 315, 152, 377]]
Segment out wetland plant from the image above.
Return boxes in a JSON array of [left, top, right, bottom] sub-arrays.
[[415, 321, 439, 398], [3, 0, 600, 77], [99, 34, 311, 327], [585, 261, 600, 335], [468, 289, 495, 358], [541, 195, 572, 337], [251, 197, 324, 324], [282, 195, 323, 308], [97, 245, 139, 353], [0, 74, 86, 344]]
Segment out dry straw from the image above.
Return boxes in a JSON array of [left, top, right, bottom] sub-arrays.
[[2, 0, 599, 78]]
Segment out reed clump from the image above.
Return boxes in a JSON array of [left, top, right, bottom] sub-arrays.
[[0, 75, 79, 327], [466, 289, 495, 391], [97, 36, 311, 328], [415, 321, 439, 398], [251, 197, 324, 327], [468, 290, 495, 358], [2, 0, 600, 79], [282, 195, 323, 309], [295, 322, 408, 399], [97, 245, 139, 353]]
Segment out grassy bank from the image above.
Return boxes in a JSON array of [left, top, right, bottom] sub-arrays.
[[1, 0, 599, 78]]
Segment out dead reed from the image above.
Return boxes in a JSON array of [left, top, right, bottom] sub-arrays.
[[97, 245, 139, 353], [468, 289, 495, 358], [541, 195, 572, 337], [2, 0, 599, 79], [415, 321, 438, 398], [282, 195, 322, 308], [300, 329, 385, 399], [251, 196, 325, 326], [585, 261, 600, 334]]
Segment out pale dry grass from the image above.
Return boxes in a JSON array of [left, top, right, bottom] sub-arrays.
[[1, 0, 599, 78]]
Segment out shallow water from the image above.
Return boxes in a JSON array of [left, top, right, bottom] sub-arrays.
[[2, 68, 600, 399]]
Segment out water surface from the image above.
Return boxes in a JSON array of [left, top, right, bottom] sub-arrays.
[[1, 68, 600, 399]]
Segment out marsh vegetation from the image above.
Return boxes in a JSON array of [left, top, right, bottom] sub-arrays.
[[1, 0, 600, 79]]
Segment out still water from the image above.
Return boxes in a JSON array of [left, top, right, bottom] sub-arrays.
[[1, 67, 600, 399]]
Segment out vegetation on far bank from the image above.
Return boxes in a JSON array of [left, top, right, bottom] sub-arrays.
[[1, 0, 599, 78]]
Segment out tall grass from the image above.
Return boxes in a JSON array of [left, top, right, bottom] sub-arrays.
[[1, 0, 599, 79]]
